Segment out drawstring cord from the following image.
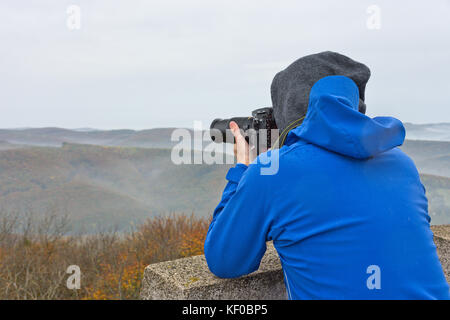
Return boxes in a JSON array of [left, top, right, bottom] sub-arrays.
[[272, 116, 305, 149]]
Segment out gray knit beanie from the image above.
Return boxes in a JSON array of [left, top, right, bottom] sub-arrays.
[[271, 51, 371, 134]]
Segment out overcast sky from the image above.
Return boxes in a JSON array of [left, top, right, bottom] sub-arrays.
[[1, 0, 449, 129]]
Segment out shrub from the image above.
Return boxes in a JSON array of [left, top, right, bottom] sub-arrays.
[[0, 212, 210, 300]]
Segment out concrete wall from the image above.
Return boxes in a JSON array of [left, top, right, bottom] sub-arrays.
[[433, 225, 450, 284], [140, 225, 450, 300]]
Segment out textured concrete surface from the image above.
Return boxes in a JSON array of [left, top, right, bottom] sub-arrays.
[[140, 243, 286, 300], [140, 225, 450, 300], [432, 225, 450, 284]]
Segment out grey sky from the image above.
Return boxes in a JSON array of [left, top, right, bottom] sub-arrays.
[[1, 0, 449, 129]]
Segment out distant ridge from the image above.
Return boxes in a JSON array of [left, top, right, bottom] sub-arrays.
[[0, 144, 230, 233], [0, 127, 185, 149], [72, 128, 101, 132], [0, 143, 448, 232], [0, 123, 448, 149], [0, 125, 449, 232], [404, 122, 450, 141]]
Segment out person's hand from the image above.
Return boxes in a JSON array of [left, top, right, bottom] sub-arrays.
[[229, 121, 256, 166]]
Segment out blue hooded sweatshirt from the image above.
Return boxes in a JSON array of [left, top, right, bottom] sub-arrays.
[[204, 75, 450, 300]]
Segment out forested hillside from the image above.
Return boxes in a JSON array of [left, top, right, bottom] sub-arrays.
[[0, 144, 230, 232], [0, 141, 448, 232]]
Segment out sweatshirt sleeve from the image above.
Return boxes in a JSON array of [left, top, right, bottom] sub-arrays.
[[204, 163, 271, 278]]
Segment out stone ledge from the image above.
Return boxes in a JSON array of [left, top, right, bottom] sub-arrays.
[[140, 243, 285, 300], [140, 225, 450, 300], [432, 225, 450, 284]]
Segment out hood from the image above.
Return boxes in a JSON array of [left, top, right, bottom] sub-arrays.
[[285, 76, 405, 159], [271, 51, 371, 134]]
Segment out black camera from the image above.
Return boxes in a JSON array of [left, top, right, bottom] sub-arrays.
[[209, 107, 278, 153]]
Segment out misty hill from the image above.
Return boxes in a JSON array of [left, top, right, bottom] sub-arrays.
[[400, 140, 450, 178], [0, 142, 448, 233], [420, 174, 450, 225], [0, 123, 448, 150], [0, 125, 448, 232], [404, 123, 450, 141], [0, 140, 22, 151], [0, 127, 184, 149], [0, 144, 230, 232]]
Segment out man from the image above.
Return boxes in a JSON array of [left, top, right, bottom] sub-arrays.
[[204, 51, 449, 299]]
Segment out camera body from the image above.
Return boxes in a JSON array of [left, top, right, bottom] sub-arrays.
[[209, 107, 278, 153]]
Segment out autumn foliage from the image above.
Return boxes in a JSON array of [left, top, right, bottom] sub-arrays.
[[0, 212, 210, 300]]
